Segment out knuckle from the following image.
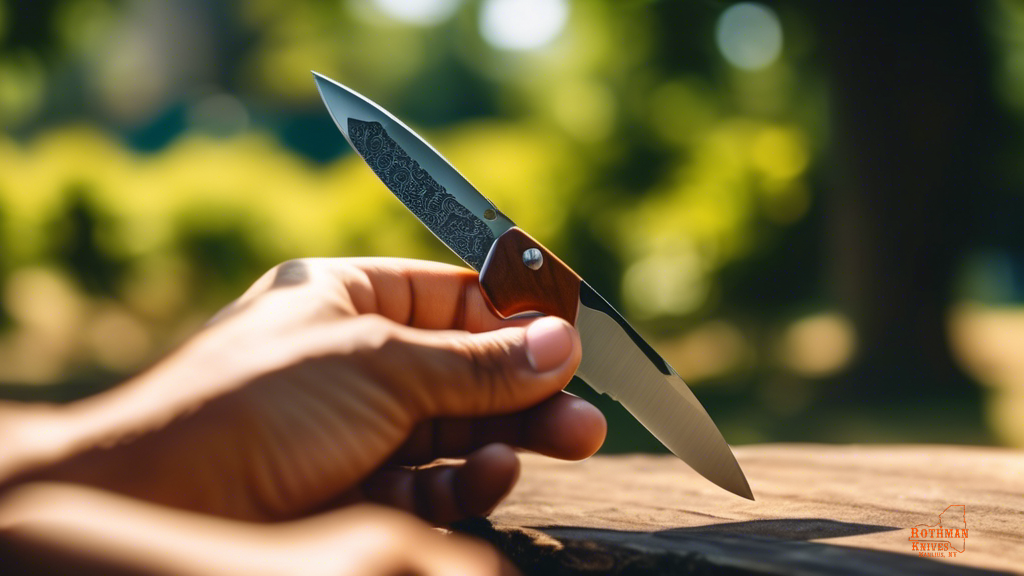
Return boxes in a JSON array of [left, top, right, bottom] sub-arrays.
[[258, 260, 317, 299], [272, 258, 312, 278], [358, 313, 400, 345], [350, 314, 410, 364], [264, 258, 358, 312]]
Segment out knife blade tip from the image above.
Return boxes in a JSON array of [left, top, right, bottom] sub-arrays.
[[718, 463, 754, 501], [311, 71, 333, 91], [311, 72, 353, 140], [692, 444, 754, 501]]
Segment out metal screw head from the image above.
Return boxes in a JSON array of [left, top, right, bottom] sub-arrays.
[[522, 248, 543, 270], [483, 209, 497, 221]]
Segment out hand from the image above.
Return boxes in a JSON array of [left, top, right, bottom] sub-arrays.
[[0, 482, 519, 576], [16, 258, 606, 522]]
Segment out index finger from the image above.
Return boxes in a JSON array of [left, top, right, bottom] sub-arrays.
[[339, 257, 536, 332]]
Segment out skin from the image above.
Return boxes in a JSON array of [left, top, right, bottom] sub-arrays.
[[0, 258, 607, 575]]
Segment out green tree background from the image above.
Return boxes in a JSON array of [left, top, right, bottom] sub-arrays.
[[2, 0, 1024, 450]]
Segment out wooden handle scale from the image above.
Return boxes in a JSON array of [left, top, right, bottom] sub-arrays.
[[478, 227, 582, 323]]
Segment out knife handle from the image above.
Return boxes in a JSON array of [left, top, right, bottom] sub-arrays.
[[478, 227, 581, 323]]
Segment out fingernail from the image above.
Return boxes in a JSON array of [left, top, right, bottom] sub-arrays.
[[525, 317, 574, 372]]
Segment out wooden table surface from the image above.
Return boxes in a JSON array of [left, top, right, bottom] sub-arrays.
[[456, 445, 1023, 575]]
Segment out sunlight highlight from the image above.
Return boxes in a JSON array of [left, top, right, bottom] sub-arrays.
[[715, 3, 783, 71], [479, 0, 569, 51], [371, 0, 462, 26]]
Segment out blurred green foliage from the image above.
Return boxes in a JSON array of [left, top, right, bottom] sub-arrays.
[[3, 0, 1024, 448], [0, 0, 817, 385]]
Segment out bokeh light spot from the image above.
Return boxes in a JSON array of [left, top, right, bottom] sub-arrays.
[[371, 0, 462, 26], [780, 312, 856, 377], [662, 321, 749, 382], [623, 249, 709, 319], [86, 304, 152, 372], [4, 268, 85, 337], [949, 303, 1024, 446], [751, 126, 808, 181], [715, 2, 783, 71], [479, 0, 569, 51]]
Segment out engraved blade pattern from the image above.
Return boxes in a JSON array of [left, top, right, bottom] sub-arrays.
[[348, 119, 495, 269], [314, 72, 513, 270]]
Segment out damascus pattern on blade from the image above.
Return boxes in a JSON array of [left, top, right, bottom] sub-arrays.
[[348, 118, 495, 269]]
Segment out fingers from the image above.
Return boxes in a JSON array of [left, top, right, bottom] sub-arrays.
[[407, 529, 520, 576], [292, 503, 519, 576], [1, 483, 519, 576], [0, 482, 270, 575], [366, 315, 582, 419], [304, 504, 521, 576], [236, 257, 562, 332], [341, 258, 538, 332], [518, 391, 606, 459], [453, 444, 520, 518], [389, 392, 607, 465], [352, 391, 608, 525], [360, 444, 520, 525], [323, 505, 520, 576]]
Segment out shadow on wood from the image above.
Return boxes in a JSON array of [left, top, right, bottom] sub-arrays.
[[456, 518, 1004, 576], [657, 518, 897, 541], [468, 449, 1023, 575]]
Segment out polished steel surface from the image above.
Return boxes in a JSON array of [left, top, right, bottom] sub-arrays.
[[575, 300, 753, 499]]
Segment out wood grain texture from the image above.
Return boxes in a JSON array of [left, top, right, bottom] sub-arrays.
[[455, 445, 1023, 575], [479, 227, 581, 322]]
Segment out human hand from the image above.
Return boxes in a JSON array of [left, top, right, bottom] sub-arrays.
[[22, 258, 605, 522], [0, 482, 519, 576]]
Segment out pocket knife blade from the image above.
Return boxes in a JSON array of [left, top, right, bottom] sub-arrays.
[[313, 71, 753, 500]]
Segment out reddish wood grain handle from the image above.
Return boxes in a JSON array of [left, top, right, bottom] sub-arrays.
[[478, 227, 582, 323]]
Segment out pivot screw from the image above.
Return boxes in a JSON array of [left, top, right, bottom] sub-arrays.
[[522, 248, 543, 270]]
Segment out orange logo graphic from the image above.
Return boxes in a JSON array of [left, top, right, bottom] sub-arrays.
[[908, 504, 968, 558]]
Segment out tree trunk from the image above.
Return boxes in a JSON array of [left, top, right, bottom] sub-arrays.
[[817, 1, 995, 396]]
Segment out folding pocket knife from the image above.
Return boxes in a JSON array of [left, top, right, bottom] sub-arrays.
[[313, 72, 753, 499]]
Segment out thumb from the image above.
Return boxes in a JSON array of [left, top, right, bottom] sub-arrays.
[[379, 316, 581, 419]]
